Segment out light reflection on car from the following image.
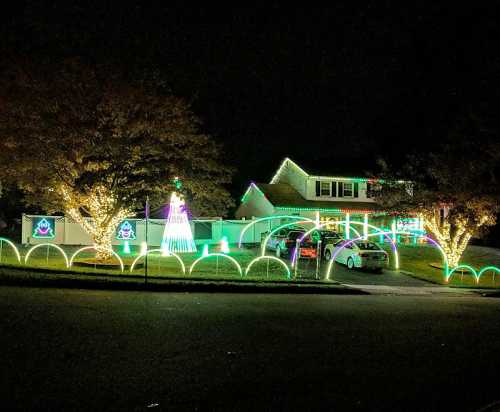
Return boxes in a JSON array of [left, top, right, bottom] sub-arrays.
[[326, 240, 388, 272]]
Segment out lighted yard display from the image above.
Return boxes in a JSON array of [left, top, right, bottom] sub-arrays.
[[69, 246, 124, 272], [32, 217, 55, 239], [0, 59, 233, 261], [116, 220, 137, 240], [325, 231, 447, 281], [0, 238, 21, 263], [189, 253, 242, 276], [129, 249, 185, 274], [24, 243, 69, 268], [1, 227, 500, 283], [220, 236, 229, 253], [290, 220, 399, 270], [202, 244, 209, 257], [372, 133, 500, 269], [162, 192, 197, 254], [116, 220, 136, 254]]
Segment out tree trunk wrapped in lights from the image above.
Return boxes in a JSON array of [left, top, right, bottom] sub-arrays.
[[61, 185, 132, 260], [0, 59, 234, 260], [371, 117, 500, 269], [421, 208, 491, 268]]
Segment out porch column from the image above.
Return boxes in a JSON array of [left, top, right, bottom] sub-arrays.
[[363, 213, 368, 240], [345, 212, 350, 240]]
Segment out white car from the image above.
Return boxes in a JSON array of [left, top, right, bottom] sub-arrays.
[[326, 240, 388, 272]]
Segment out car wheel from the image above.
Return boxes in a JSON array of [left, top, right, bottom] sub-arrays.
[[347, 257, 355, 270], [276, 246, 281, 258], [324, 249, 331, 261]]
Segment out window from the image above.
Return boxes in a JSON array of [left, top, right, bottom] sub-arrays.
[[320, 182, 330, 196], [343, 183, 353, 197], [194, 222, 212, 240], [366, 182, 372, 198]]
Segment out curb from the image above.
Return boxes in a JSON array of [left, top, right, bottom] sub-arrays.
[[0, 269, 369, 295]]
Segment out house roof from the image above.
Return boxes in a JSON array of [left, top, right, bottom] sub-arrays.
[[270, 157, 378, 184], [255, 183, 382, 213]]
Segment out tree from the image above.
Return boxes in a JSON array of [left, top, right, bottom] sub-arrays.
[[372, 116, 500, 268], [0, 59, 233, 259]]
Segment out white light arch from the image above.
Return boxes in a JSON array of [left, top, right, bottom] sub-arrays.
[[326, 231, 449, 281], [245, 256, 291, 279], [25, 243, 69, 268], [290, 220, 398, 269], [238, 215, 316, 247], [0, 237, 21, 263], [129, 249, 186, 274], [189, 253, 242, 276], [69, 246, 124, 272]]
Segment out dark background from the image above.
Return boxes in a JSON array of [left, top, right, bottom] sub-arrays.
[[1, 4, 499, 228]]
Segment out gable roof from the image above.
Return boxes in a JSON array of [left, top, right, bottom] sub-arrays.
[[256, 183, 381, 213], [270, 157, 374, 184]]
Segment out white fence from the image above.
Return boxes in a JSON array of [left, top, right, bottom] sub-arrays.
[[21, 214, 282, 246]]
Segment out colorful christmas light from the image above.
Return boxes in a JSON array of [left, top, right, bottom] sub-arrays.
[[123, 241, 131, 254], [245, 256, 291, 279], [32, 218, 55, 239], [68, 246, 124, 272], [238, 215, 316, 247], [25, 243, 69, 268], [161, 192, 197, 254], [220, 236, 229, 253], [189, 253, 242, 276], [129, 249, 185, 274], [0, 237, 21, 263], [202, 244, 209, 257]]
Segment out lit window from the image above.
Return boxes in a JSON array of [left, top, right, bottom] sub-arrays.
[[343, 183, 353, 197], [320, 182, 330, 196]]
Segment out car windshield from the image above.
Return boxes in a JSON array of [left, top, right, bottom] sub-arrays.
[[355, 241, 380, 250]]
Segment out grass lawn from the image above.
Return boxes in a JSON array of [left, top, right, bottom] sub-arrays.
[[389, 243, 500, 288], [0, 242, 294, 282], [2, 240, 500, 288]]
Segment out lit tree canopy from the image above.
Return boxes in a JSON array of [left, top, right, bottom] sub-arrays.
[[372, 116, 500, 267], [0, 58, 233, 258]]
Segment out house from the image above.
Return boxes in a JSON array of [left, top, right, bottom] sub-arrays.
[[236, 158, 424, 241]]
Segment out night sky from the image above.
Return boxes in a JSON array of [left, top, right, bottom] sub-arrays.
[[2, 3, 500, 199]]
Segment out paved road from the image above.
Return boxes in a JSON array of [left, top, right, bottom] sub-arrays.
[[1, 286, 500, 411], [297, 258, 433, 287]]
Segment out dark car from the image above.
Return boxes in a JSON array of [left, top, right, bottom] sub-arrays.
[[310, 230, 343, 259], [263, 226, 317, 259]]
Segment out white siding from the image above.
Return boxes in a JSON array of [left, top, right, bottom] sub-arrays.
[[305, 178, 375, 202], [270, 159, 308, 198]]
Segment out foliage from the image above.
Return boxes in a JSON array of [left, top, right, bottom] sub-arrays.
[[0, 58, 233, 256], [372, 115, 500, 266]]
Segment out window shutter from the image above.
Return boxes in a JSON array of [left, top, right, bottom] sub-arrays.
[[331, 181, 337, 197], [315, 181, 320, 196], [338, 182, 344, 197], [354, 182, 359, 197], [366, 182, 372, 198]]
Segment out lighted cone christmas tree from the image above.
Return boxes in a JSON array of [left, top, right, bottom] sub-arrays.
[[161, 192, 197, 254]]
